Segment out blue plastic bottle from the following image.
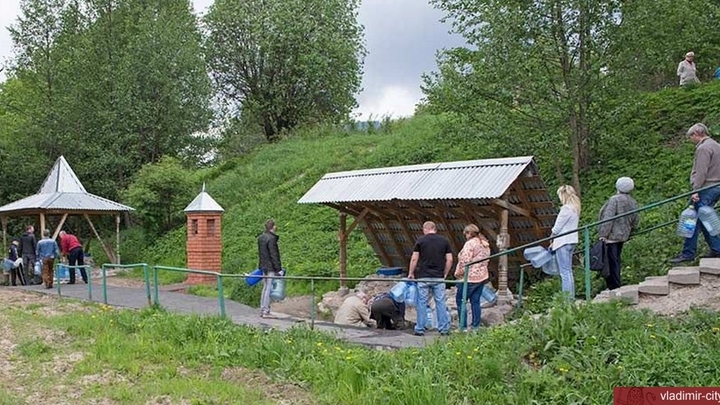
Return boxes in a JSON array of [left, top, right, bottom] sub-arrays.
[[677, 206, 697, 238]]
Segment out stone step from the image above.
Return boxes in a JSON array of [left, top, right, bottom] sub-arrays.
[[668, 267, 701, 285], [638, 276, 669, 295], [608, 284, 639, 305], [699, 258, 720, 275]]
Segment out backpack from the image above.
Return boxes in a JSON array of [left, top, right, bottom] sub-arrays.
[[589, 240, 609, 276]]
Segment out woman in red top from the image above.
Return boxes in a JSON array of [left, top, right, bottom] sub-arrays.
[[59, 231, 87, 284], [454, 224, 491, 331]]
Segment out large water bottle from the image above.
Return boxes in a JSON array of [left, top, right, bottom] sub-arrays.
[[698, 206, 720, 236], [677, 206, 697, 238]]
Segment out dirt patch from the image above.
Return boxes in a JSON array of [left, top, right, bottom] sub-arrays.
[[272, 295, 317, 319], [221, 367, 316, 405], [636, 274, 720, 315]]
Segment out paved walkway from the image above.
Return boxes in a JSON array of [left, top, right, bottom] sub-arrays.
[[17, 281, 438, 349]]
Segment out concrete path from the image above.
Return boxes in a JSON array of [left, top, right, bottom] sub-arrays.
[[17, 281, 438, 349]]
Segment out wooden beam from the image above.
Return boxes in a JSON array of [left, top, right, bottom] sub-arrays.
[[345, 208, 369, 235], [492, 198, 537, 219], [51, 213, 69, 240], [497, 203, 510, 303], [84, 214, 116, 264], [39, 213, 46, 236], [339, 213, 348, 290], [1, 215, 7, 252], [116, 215, 121, 264]]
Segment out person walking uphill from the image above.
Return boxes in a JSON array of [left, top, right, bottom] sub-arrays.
[[598, 177, 640, 290], [19, 225, 37, 284], [670, 123, 720, 263], [408, 221, 453, 336], [36, 229, 60, 289], [550, 185, 581, 300], [677, 51, 700, 86], [59, 231, 88, 284], [258, 219, 282, 318]]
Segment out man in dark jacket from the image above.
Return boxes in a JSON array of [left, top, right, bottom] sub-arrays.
[[19, 225, 37, 285], [257, 219, 282, 318]]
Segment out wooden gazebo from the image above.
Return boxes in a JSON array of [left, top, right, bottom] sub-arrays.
[[298, 156, 557, 302], [0, 156, 134, 263]]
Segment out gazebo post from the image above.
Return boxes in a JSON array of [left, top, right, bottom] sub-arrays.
[[497, 207, 511, 303], [115, 214, 121, 264], [1, 215, 7, 251], [40, 213, 46, 234], [338, 212, 349, 295]]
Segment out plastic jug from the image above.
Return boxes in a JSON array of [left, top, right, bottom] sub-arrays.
[[676, 206, 697, 238], [698, 206, 720, 236], [270, 270, 286, 301]]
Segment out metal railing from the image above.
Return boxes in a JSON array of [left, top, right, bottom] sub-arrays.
[[456, 184, 714, 328], [43, 184, 715, 331], [55, 263, 93, 299]]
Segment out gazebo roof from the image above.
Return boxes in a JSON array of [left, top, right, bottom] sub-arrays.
[[0, 156, 134, 215], [184, 183, 224, 213], [299, 156, 557, 270]]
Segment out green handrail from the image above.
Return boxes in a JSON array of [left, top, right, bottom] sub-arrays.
[[55, 263, 93, 300], [457, 184, 717, 323], [100, 263, 150, 305]]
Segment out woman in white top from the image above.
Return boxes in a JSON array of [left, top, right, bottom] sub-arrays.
[[550, 185, 581, 299]]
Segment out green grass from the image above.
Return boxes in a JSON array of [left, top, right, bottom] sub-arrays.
[[3, 292, 720, 404]]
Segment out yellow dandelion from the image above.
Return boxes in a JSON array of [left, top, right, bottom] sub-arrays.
[[467, 355, 473, 360], [616, 365, 624, 370], [646, 323, 654, 328], [345, 356, 352, 360], [473, 347, 479, 352], [712, 327, 720, 333], [455, 351, 461, 356], [649, 334, 656, 339], [316, 342, 323, 347]]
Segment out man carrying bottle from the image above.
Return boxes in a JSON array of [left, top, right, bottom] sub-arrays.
[[670, 123, 720, 263]]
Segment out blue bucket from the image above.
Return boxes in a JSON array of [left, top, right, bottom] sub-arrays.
[[377, 267, 403, 276], [245, 269, 263, 286]]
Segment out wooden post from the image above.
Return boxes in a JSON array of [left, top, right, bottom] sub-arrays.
[[84, 214, 116, 264], [51, 213, 69, 240], [115, 214, 121, 264], [1, 215, 7, 252], [338, 212, 348, 295], [497, 208, 511, 303], [40, 213, 46, 235]]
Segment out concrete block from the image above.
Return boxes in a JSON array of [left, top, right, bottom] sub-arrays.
[[668, 267, 701, 285], [699, 258, 720, 275], [609, 285, 639, 305], [638, 276, 669, 295]]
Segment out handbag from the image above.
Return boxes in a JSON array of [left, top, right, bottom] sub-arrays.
[[589, 240, 609, 277]]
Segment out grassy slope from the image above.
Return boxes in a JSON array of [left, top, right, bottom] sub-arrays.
[[124, 82, 720, 307], [3, 289, 719, 404]]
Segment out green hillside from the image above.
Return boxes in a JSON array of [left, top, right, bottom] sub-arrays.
[[123, 82, 720, 308]]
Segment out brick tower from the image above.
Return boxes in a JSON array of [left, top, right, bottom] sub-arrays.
[[184, 183, 224, 284]]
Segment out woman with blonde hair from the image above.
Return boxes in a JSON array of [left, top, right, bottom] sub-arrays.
[[454, 224, 491, 331], [550, 185, 581, 299]]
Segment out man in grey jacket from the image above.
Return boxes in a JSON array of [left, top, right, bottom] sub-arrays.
[[257, 219, 282, 318], [598, 177, 640, 290], [670, 123, 720, 263]]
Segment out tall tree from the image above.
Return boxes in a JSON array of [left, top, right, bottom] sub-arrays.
[[7, 0, 212, 199], [425, 0, 720, 193], [203, 0, 366, 142]]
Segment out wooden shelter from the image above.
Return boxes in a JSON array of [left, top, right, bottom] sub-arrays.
[[298, 156, 557, 302], [0, 156, 134, 263]]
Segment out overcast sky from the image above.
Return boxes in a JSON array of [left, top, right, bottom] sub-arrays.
[[0, 0, 464, 119]]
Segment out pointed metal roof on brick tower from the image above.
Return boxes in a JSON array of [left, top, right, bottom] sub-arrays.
[[184, 183, 224, 213], [38, 155, 87, 193]]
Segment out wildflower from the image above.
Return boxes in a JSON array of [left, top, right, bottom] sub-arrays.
[[649, 334, 656, 339], [473, 347, 479, 353], [323, 349, 328, 354], [646, 323, 654, 328], [316, 342, 323, 347], [345, 356, 352, 360], [712, 327, 720, 333], [616, 365, 624, 370], [558, 367, 568, 373], [456, 351, 461, 356], [467, 355, 473, 360]]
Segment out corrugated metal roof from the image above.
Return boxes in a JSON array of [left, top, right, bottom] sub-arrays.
[[0, 156, 134, 214], [298, 156, 534, 203], [184, 183, 224, 213]]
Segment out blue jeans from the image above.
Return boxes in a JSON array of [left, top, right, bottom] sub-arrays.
[[555, 244, 575, 299], [415, 279, 449, 334], [455, 282, 484, 329], [682, 186, 720, 257]]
